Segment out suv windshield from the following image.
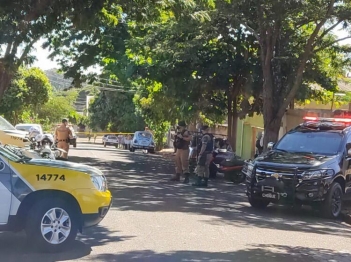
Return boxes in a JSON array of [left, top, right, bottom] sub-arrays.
[[275, 131, 343, 155], [0, 116, 16, 131]]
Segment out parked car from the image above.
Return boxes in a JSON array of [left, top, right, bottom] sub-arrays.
[[130, 131, 155, 153], [0, 143, 111, 252], [243, 116, 351, 219], [15, 123, 43, 135], [104, 135, 118, 147]]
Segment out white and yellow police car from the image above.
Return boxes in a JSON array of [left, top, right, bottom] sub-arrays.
[[0, 118, 112, 252]]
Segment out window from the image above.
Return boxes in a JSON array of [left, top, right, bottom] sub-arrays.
[[137, 132, 152, 139], [276, 131, 343, 155]]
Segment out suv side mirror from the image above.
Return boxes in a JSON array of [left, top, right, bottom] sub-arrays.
[[267, 142, 274, 150]]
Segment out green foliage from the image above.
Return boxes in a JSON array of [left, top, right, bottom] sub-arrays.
[[0, 0, 122, 98], [88, 91, 145, 132], [37, 90, 79, 125], [0, 67, 52, 124], [227, 0, 351, 144]]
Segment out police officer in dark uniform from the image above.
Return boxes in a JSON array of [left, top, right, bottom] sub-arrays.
[[192, 125, 214, 187]]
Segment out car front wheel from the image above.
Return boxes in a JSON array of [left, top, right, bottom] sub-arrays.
[[25, 198, 79, 253], [248, 196, 270, 209], [322, 181, 343, 219]]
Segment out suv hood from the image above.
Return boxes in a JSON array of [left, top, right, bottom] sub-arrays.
[[27, 158, 102, 175], [254, 150, 337, 169]]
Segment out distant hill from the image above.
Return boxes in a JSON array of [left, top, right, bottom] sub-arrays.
[[44, 69, 88, 114], [44, 69, 73, 91]]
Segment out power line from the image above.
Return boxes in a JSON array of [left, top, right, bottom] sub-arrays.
[[45, 72, 138, 93]]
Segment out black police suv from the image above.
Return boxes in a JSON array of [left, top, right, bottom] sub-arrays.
[[242, 116, 351, 219]]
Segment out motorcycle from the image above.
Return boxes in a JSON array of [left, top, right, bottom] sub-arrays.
[[29, 133, 67, 160], [219, 155, 246, 184], [209, 148, 235, 178]]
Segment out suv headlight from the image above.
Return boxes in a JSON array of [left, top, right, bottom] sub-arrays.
[[246, 163, 254, 178], [302, 169, 334, 180], [91, 175, 107, 191]]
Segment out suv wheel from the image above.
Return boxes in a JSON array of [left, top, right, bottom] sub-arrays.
[[25, 198, 79, 253], [322, 182, 343, 219], [248, 196, 270, 209]]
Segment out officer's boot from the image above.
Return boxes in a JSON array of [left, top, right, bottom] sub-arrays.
[[183, 173, 190, 184], [201, 177, 208, 187], [170, 173, 181, 181], [192, 176, 203, 186]]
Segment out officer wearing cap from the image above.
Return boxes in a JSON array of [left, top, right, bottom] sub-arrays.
[[192, 125, 214, 187], [170, 120, 192, 183], [54, 118, 72, 159]]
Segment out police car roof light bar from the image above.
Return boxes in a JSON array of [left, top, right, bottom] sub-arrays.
[[303, 116, 351, 123]]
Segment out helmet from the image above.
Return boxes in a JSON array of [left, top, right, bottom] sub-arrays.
[[29, 127, 41, 140]]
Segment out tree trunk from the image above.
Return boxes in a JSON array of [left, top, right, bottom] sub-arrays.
[[231, 104, 238, 151], [227, 92, 233, 144], [0, 66, 13, 100], [263, 118, 281, 148]]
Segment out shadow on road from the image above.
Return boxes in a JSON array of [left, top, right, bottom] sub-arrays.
[[0, 225, 132, 262], [85, 244, 351, 262], [70, 148, 351, 241]]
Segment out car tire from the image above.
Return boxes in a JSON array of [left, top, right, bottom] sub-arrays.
[[248, 197, 270, 209], [321, 181, 343, 219], [25, 198, 79, 253], [130, 147, 135, 152]]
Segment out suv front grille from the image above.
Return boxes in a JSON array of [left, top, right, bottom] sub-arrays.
[[255, 167, 304, 190]]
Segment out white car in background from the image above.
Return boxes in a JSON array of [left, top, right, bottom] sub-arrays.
[[130, 131, 155, 153], [103, 135, 118, 147], [15, 123, 43, 135]]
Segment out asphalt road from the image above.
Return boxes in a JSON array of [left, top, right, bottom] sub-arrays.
[[1, 140, 351, 262]]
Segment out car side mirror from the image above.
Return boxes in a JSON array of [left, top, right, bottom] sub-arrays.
[[267, 142, 274, 150]]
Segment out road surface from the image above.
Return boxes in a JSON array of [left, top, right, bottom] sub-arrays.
[[1, 140, 351, 262]]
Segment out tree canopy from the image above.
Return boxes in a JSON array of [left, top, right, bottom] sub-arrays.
[[0, 67, 52, 124]]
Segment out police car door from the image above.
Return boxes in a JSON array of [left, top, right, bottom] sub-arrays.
[[0, 156, 11, 224]]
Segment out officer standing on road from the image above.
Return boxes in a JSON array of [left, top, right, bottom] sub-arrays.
[[55, 118, 72, 159], [192, 125, 213, 187], [170, 121, 192, 183]]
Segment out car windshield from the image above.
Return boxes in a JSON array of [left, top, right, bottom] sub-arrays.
[[275, 131, 343, 155], [109, 136, 117, 139], [0, 116, 16, 131], [137, 132, 152, 139], [16, 125, 34, 132]]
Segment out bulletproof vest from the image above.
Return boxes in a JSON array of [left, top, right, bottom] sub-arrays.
[[204, 133, 214, 152], [174, 130, 190, 150], [197, 133, 214, 152]]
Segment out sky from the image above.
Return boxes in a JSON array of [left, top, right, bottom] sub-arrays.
[[31, 27, 351, 72]]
